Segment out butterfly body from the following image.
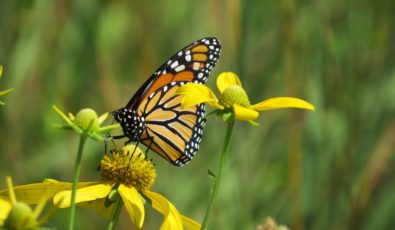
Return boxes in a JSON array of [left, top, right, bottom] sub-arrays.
[[113, 37, 221, 166]]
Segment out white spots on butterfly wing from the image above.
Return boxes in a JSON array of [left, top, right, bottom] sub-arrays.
[[185, 55, 191, 62], [171, 61, 179, 69], [167, 60, 172, 64], [209, 54, 213, 60], [163, 85, 168, 92], [204, 40, 210, 45], [209, 45, 214, 50], [201, 38, 207, 42], [186, 50, 191, 55], [193, 62, 200, 70], [175, 65, 185, 72], [178, 51, 183, 56], [197, 73, 204, 79]]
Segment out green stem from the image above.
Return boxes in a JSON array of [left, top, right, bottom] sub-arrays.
[[108, 196, 123, 230], [68, 135, 87, 230], [201, 119, 235, 229]]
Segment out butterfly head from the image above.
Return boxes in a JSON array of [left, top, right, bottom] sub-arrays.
[[112, 108, 146, 142]]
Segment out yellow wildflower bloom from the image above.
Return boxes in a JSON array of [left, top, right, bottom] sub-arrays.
[[50, 145, 200, 230], [177, 72, 315, 123], [0, 146, 200, 229]]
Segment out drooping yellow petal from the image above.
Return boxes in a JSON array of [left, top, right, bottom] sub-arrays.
[[250, 97, 315, 111], [180, 214, 201, 230], [0, 179, 95, 205], [78, 198, 114, 219], [0, 198, 11, 224], [233, 104, 259, 121], [216, 72, 242, 94], [142, 190, 183, 230], [177, 83, 223, 109], [118, 184, 145, 228], [53, 182, 113, 208]]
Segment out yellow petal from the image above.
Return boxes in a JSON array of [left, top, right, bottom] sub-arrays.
[[180, 214, 201, 230], [118, 184, 145, 228], [176, 83, 222, 109], [233, 104, 259, 121], [53, 182, 113, 208], [0, 179, 94, 205], [78, 198, 114, 219], [250, 97, 315, 111], [216, 72, 242, 94], [142, 190, 183, 230], [0, 198, 11, 223]]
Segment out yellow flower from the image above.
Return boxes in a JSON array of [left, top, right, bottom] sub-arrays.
[[0, 177, 59, 229], [50, 145, 200, 230], [52, 106, 120, 141], [0, 65, 14, 106], [177, 72, 315, 124]]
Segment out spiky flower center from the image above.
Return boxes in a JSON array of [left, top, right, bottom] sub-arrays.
[[219, 85, 251, 108], [100, 145, 156, 191]]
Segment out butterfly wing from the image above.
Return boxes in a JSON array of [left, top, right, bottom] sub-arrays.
[[137, 82, 205, 166], [124, 37, 221, 166], [127, 37, 221, 110]]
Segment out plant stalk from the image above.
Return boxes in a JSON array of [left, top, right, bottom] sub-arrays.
[[201, 119, 235, 229], [68, 135, 87, 230], [108, 196, 123, 230]]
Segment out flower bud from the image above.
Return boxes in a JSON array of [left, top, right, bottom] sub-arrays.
[[5, 202, 38, 230], [75, 108, 100, 131]]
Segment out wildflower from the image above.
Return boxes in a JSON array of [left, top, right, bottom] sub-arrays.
[[51, 145, 201, 230], [0, 65, 14, 106], [52, 106, 120, 229], [256, 217, 289, 230], [0, 177, 59, 229], [52, 106, 119, 141], [177, 72, 315, 124]]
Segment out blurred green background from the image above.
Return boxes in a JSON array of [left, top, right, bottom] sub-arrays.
[[1, 0, 395, 229]]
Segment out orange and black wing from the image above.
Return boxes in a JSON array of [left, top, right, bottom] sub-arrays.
[[137, 82, 205, 166], [124, 37, 221, 166], [127, 37, 221, 110]]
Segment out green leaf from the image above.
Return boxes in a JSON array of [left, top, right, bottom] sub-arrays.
[[52, 105, 72, 125], [208, 170, 216, 180]]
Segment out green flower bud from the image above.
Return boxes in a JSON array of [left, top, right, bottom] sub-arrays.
[[5, 202, 38, 230], [75, 108, 99, 131]]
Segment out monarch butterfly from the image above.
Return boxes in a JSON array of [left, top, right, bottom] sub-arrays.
[[112, 37, 221, 166]]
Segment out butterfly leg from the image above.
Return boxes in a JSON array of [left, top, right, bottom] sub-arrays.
[[144, 135, 155, 159], [125, 141, 140, 172]]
